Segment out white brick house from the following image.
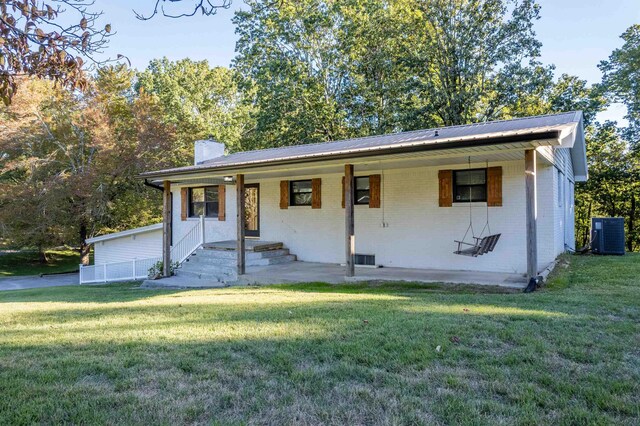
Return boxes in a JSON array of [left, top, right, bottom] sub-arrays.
[[86, 112, 586, 286]]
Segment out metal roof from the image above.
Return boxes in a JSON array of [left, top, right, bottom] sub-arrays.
[[86, 223, 162, 244], [141, 111, 583, 178]]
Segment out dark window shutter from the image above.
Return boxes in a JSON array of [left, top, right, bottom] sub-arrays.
[[369, 174, 381, 208], [180, 188, 188, 220], [218, 184, 226, 221], [487, 166, 503, 206], [341, 176, 345, 208], [311, 178, 322, 209], [438, 170, 453, 207], [280, 180, 289, 209]]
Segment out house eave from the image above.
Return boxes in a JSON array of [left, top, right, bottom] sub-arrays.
[[85, 223, 163, 244], [140, 130, 562, 182]]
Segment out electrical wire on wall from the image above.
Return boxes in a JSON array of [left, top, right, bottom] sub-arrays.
[[380, 160, 386, 228]]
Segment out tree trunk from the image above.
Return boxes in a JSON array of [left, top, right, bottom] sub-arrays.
[[628, 194, 635, 253], [38, 249, 49, 264], [79, 223, 90, 266]]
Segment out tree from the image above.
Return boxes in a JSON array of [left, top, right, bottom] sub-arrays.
[[233, 0, 559, 148], [137, 58, 253, 156], [0, 0, 113, 104], [600, 24, 640, 149], [397, 0, 552, 128], [575, 123, 640, 251], [0, 70, 175, 264]]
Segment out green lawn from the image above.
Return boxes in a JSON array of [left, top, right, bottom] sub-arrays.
[[0, 249, 80, 276], [0, 255, 638, 425]]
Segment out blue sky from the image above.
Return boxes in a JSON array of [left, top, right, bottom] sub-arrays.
[[96, 0, 639, 124]]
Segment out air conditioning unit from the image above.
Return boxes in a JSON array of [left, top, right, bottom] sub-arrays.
[[591, 218, 625, 255]]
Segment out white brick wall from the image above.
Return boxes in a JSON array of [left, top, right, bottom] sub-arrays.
[[169, 155, 574, 275]]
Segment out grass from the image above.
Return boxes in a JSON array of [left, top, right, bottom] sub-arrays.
[[0, 249, 80, 277], [0, 255, 638, 425]]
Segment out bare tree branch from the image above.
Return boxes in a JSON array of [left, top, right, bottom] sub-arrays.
[[0, 0, 117, 104], [134, 0, 232, 20]]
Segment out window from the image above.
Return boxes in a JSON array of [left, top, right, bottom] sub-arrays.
[[355, 176, 370, 205], [189, 186, 219, 217], [453, 169, 487, 202], [290, 180, 312, 206]]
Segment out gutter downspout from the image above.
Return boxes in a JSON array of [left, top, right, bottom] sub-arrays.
[[144, 179, 164, 191]]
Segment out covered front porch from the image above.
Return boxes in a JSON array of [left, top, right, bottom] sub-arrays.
[[155, 145, 546, 285], [143, 259, 528, 290]]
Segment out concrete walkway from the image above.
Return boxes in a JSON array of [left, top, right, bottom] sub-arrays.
[[145, 261, 527, 290], [0, 273, 79, 291]]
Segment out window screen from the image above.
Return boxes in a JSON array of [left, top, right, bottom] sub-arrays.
[[189, 186, 219, 217], [355, 176, 370, 205], [453, 169, 487, 202], [290, 180, 312, 206]]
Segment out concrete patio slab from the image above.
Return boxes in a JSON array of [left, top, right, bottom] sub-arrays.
[[145, 261, 527, 290]]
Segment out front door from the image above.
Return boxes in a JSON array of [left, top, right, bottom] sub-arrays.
[[244, 184, 260, 238]]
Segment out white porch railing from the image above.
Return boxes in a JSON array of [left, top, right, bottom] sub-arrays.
[[80, 216, 205, 284], [170, 215, 205, 264]]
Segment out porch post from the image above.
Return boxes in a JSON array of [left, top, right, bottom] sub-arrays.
[[525, 150, 538, 282], [236, 174, 246, 275], [162, 180, 172, 277], [345, 164, 355, 277]]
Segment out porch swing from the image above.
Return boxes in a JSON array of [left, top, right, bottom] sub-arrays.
[[453, 159, 501, 257]]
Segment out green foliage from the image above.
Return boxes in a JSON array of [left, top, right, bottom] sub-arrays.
[[0, 250, 80, 276], [136, 58, 254, 156], [147, 260, 180, 278], [233, 0, 564, 148], [575, 123, 640, 251], [600, 24, 640, 148], [0, 68, 174, 261]]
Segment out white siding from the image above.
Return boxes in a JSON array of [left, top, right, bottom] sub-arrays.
[[94, 228, 163, 264]]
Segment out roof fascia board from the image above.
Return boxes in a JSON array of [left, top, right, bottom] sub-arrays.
[[142, 130, 562, 181], [86, 223, 163, 244]]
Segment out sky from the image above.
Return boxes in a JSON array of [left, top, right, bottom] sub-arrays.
[[95, 0, 640, 124]]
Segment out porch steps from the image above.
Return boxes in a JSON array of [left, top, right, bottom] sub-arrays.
[[148, 241, 297, 287]]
